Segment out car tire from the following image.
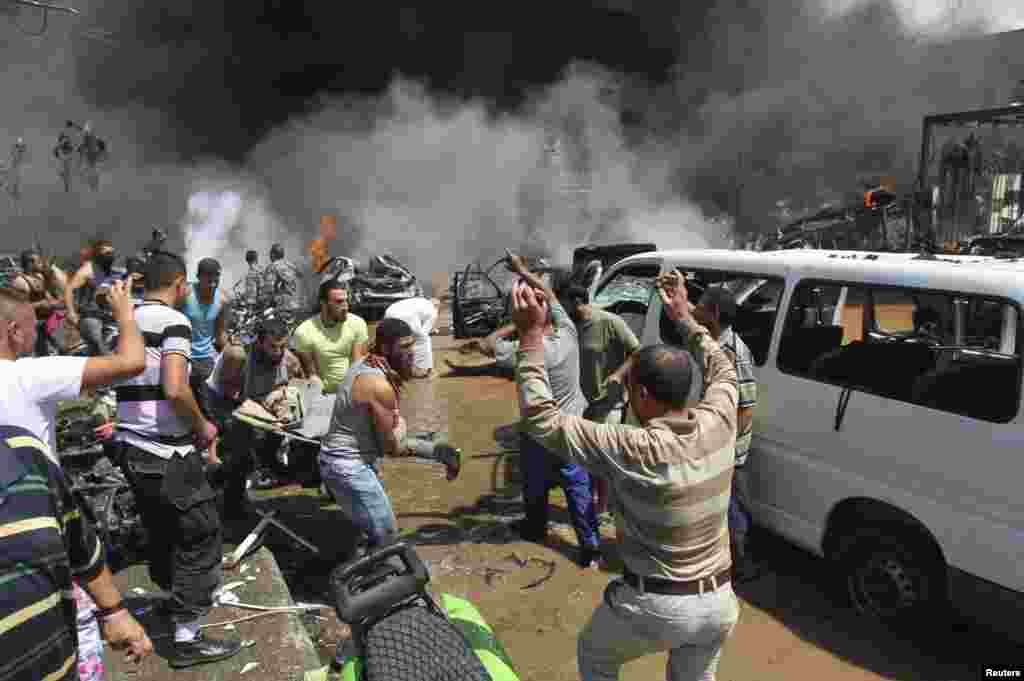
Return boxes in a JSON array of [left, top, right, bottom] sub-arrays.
[[838, 523, 949, 629]]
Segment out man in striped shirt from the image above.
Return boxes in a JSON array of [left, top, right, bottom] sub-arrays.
[[112, 251, 241, 669], [512, 272, 740, 681], [0, 425, 152, 681], [692, 285, 760, 583]]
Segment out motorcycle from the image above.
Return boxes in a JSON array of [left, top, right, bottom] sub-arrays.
[[330, 540, 518, 680], [56, 401, 146, 562]]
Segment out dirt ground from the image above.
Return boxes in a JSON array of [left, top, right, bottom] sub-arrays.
[[245, 307, 1021, 681]]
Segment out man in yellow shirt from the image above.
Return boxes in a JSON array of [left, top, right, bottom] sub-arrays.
[[293, 281, 369, 393]]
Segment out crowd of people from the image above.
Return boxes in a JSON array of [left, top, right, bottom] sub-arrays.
[[0, 232, 759, 681], [0, 236, 454, 679]]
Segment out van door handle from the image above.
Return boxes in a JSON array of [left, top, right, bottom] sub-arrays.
[[834, 386, 854, 432]]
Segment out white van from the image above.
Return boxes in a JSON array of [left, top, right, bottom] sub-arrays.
[[591, 248, 1024, 638]]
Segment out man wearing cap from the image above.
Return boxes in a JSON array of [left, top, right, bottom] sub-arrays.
[[181, 258, 231, 418]]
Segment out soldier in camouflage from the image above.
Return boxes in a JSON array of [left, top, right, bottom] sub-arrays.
[[261, 243, 303, 325], [242, 250, 263, 306]]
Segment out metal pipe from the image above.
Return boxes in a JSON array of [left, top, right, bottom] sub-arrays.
[[953, 297, 968, 345]]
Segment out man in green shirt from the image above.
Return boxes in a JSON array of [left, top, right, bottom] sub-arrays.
[[293, 280, 369, 394], [563, 284, 640, 515], [563, 284, 640, 422]]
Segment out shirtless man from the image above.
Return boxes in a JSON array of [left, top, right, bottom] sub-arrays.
[[12, 249, 66, 355], [65, 240, 123, 356]]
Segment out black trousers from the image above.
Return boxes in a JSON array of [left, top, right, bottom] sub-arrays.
[[119, 443, 222, 624], [221, 423, 285, 510], [203, 386, 286, 510], [189, 357, 216, 420]]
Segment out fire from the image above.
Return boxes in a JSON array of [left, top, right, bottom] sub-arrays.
[[309, 215, 337, 273]]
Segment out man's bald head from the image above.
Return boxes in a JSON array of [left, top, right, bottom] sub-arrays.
[[0, 288, 36, 358], [630, 344, 696, 409]]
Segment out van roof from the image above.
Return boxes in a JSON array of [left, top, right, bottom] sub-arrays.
[[607, 248, 1024, 301]]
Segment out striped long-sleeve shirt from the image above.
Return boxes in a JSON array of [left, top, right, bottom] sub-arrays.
[[0, 425, 106, 681], [718, 327, 757, 466], [517, 318, 738, 582]]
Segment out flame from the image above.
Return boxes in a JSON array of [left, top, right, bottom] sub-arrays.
[[309, 215, 337, 273]]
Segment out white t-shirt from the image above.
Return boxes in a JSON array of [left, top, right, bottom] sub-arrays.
[[384, 297, 438, 371], [0, 356, 88, 457]]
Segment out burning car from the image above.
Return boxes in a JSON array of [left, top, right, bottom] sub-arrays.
[[317, 254, 423, 319]]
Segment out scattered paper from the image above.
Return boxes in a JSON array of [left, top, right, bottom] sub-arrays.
[[246, 576, 256, 582], [216, 591, 240, 606], [240, 564, 250, 574], [223, 624, 236, 631], [242, 639, 256, 648], [130, 588, 146, 595], [241, 662, 260, 674]]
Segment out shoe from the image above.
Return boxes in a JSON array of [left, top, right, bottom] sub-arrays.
[[510, 519, 546, 544], [732, 560, 762, 583], [251, 471, 280, 490], [579, 545, 602, 569], [436, 444, 462, 481], [168, 633, 242, 669]]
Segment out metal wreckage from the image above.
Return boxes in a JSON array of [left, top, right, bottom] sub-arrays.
[[765, 92, 1024, 256], [316, 253, 424, 319], [448, 243, 657, 338], [56, 397, 147, 561]]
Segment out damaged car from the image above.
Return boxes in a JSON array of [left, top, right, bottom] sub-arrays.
[[449, 255, 558, 339], [317, 254, 423, 319], [448, 243, 658, 339]]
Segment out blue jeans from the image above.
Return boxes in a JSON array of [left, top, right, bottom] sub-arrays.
[[521, 432, 599, 549], [319, 455, 397, 548], [728, 465, 751, 562]]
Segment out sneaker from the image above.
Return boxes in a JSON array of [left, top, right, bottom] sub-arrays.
[[251, 470, 280, 490], [732, 559, 762, 583], [168, 633, 242, 669], [509, 519, 546, 544], [578, 545, 602, 569]]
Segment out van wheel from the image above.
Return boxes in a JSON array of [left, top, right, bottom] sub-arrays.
[[839, 524, 948, 626]]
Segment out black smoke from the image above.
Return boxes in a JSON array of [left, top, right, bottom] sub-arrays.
[[2, 0, 1021, 277]]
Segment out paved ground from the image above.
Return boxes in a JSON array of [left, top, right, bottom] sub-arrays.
[[104, 546, 325, 681]]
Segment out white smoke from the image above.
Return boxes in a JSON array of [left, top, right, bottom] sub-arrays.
[[822, 0, 1024, 34], [180, 181, 307, 293]]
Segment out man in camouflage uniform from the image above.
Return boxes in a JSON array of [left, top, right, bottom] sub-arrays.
[[242, 250, 263, 306], [261, 244, 303, 326]]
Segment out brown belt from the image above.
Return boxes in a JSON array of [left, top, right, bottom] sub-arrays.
[[622, 568, 731, 596]]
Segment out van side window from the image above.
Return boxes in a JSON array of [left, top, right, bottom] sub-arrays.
[[778, 280, 1022, 423], [657, 271, 784, 366], [591, 263, 660, 340]]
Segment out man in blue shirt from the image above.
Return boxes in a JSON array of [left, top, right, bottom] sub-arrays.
[[181, 258, 230, 418]]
